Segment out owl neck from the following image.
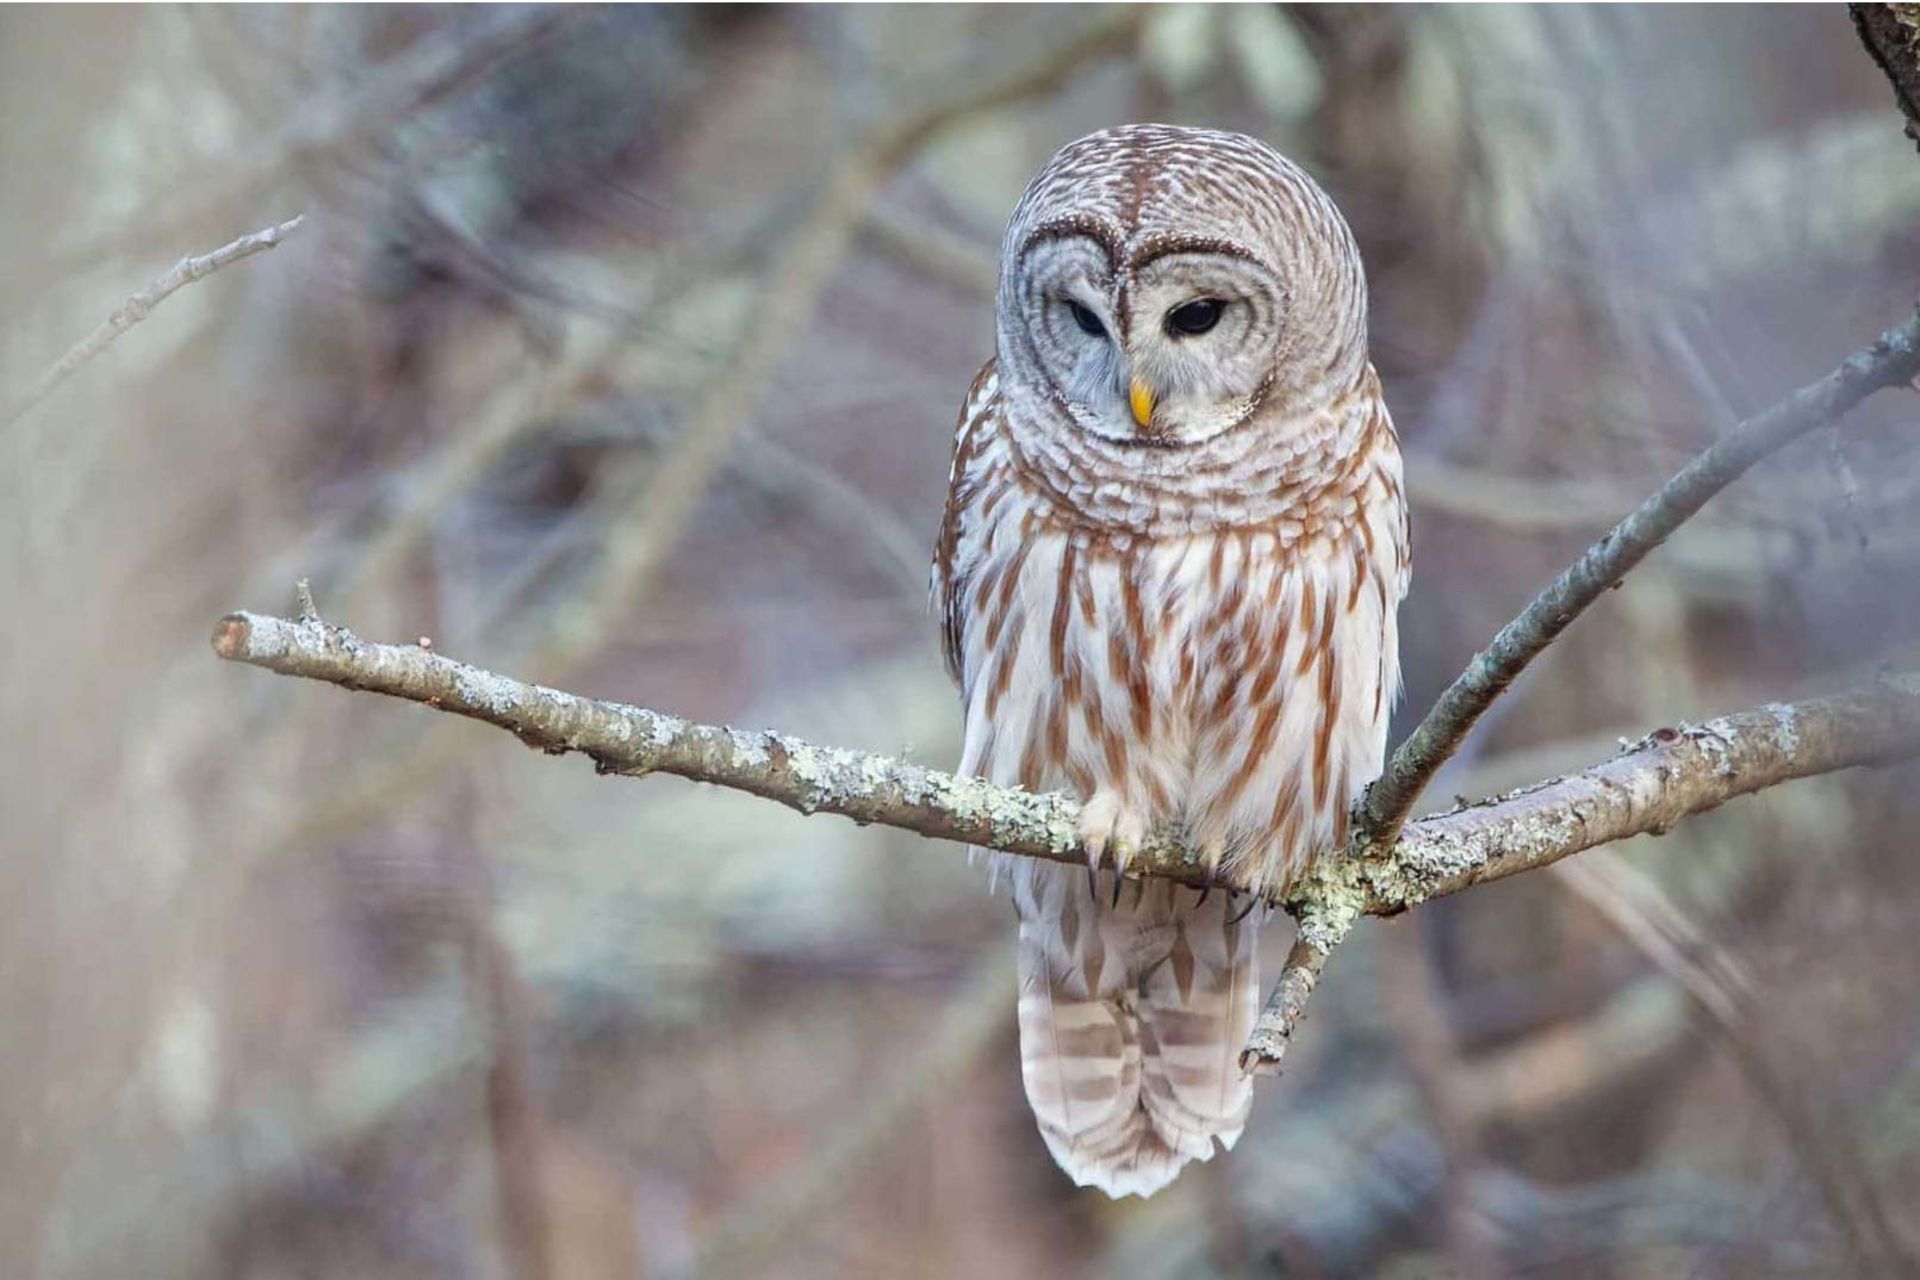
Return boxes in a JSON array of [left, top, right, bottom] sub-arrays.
[[1001, 364, 1384, 543]]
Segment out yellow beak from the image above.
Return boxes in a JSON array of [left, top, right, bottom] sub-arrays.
[[1129, 378, 1156, 428]]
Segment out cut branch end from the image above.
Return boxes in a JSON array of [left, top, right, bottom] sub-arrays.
[[211, 614, 254, 662]]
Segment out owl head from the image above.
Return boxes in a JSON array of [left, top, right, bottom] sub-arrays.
[[996, 124, 1369, 451]]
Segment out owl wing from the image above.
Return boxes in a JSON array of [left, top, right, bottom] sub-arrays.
[[931, 358, 1003, 688]]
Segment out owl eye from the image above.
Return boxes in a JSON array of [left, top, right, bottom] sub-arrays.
[[1064, 300, 1107, 338], [1166, 298, 1224, 336]]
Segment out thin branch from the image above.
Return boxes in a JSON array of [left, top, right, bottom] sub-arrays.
[[3, 216, 304, 430], [211, 609, 1107, 874], [210, 604, 1920, 1081], [1358, 307, 1920, 850], [1238, 937, 1331, 1075]]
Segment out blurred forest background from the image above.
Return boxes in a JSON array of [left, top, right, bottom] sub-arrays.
[[4, 5, 1920, 1278]]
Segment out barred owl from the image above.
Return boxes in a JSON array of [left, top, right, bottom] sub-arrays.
[[932, 125, 1409, 1197]]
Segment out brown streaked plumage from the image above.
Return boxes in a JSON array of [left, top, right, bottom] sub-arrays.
[[931, 124, 1409, 1198]]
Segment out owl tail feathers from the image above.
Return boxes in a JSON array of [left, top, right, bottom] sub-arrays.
[[1013, 871, 1261, 1199]]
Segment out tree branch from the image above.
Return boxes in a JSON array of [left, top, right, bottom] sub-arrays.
[[4, 216, 304, 430], [1357, 306, 1920, 851], [1238, 937, 1330, 1075], [212, 607, 1920, 1052]]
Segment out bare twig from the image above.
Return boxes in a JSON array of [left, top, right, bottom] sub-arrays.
[[3, 216, 304, 430], [1237, 937, 1331, 1075], [1359, 307, 1920, 850]]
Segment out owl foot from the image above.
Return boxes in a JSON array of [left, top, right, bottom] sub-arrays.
[[1079, 789, 1148, 908]]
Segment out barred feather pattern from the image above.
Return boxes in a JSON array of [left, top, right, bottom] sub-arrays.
[[931, 125, 1409, 1197]]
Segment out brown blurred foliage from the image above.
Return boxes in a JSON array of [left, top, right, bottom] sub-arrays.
[[3, 6, 1920, 1278]]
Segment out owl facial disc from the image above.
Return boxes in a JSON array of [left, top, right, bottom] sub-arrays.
[[995, 123, 1369, 454]]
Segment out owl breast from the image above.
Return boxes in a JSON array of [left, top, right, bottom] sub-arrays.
[[938, 365, 1408, 896]]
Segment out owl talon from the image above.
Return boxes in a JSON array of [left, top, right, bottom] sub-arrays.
[[1190, 844, 1228, 908], [1078, 790, 1149, 911], [1193, 865, 1218, 909], [1227, 892, 1262, 926]]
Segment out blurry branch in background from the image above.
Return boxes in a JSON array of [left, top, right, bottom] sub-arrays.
[[692, 951, 1016, 1280], [538, 5, 1144, 666], [23, 8, 573, 298], [862, 200, 1001, 297], [2, 216, 304, 430], [1406, 459, 1642, 532], [1853, 3, 1920, 150], [1374, 920, 1503, 1279]]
